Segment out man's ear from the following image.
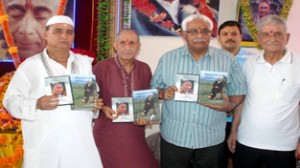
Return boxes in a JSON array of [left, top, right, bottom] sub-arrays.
[[113, 42, 117, 53]]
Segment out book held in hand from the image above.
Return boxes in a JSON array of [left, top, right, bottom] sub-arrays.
[[69, 74, 98, 111], [132, 89, 160, 123], [112, 97, 134, 122], [174, 74, 199, 102], [45, 75, 73, 105], [198, 71, 228, 105]]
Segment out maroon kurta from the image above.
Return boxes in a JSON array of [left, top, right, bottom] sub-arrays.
[[93, 57, 159, 168]]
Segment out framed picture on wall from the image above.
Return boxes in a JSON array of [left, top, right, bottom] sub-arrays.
[[130, 0, 220, 37], [238, 0, 283, 47], [0, 0, 75, 62]]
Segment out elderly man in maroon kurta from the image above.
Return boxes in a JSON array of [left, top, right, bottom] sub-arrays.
[[93, 29, 159, 168]]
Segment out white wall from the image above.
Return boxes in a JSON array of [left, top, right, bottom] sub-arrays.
[[143, 0, 300, 136]]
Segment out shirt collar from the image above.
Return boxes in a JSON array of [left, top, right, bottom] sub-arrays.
[[256, 50, 292, 64]]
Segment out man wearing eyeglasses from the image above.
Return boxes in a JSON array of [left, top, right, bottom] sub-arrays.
[[228, 15, 300, 168], [151, 13, 246, 168]]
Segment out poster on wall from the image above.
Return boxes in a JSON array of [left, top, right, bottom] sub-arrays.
[[130, 0, 220, 37], [238, 0, 283, 46], [0, 0, 75, 62]]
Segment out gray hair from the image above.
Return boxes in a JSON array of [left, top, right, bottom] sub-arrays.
[[181, 14, 213, 31], [256, 15, 287, 33]]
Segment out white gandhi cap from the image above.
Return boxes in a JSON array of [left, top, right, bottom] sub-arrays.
[[46, 15, 74, 27]]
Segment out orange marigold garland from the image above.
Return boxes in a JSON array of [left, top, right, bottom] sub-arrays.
[[57, 0, 68, 15], [0, 1, 21, 68]]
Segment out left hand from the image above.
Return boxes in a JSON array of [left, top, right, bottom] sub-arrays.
[[92, 98, 104, 112], [295, 141, 300, 159], [134, 118, 152, 126]]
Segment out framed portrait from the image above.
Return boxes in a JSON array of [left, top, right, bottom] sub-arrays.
[[0, 0, 75, 62], [174, 74, 199, 102], [238, 0, 284, 47], [112, 97, 134, 123], [45, 75, 73, 106], [129, 0, 220, 37]]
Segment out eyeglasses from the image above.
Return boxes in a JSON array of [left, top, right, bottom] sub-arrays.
[[259, 32, 285, 39], [186, 28, 211, 36]]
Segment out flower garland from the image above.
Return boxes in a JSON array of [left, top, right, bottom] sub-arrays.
[[240, 0, 293, 45], [0, 0, 69, 167], [0, 1, 21, 68]]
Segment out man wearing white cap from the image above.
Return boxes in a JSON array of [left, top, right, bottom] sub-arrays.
[[3, 15, 103, 168]]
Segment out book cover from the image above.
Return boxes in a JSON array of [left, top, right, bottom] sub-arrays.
[[198, 71, 228, 105], [112, 97, 134, 122], [174, 74, 199, 102], [132, 89, 160, 123], [69, 74, 98, 111], [45, 75, 73, 105]]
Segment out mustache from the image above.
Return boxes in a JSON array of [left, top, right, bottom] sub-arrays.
[[193, 39, 206, 43], [225, 39, 236, 43]]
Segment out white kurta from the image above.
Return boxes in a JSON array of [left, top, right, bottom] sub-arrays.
[[3, 49, 103, 168]]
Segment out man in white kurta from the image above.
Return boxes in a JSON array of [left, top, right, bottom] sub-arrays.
[[3, 16, 103, 168]]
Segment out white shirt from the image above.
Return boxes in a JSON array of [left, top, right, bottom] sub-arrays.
[[238, 50, 300, 151], [3, 49, 103, 168]]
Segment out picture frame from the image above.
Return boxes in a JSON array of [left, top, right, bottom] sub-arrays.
[[45, 75, 73, 106], [174, 74, 199, 102], [238, 0, 284, 47], [112, 97, 134, 123]]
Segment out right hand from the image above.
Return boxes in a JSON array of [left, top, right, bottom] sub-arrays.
[[36, 95, 59, 110], [163, 86, 178, 100], [102, 106, 118, 120], [227, 131, 237, 154]]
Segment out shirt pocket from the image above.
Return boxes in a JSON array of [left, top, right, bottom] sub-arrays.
[[279, 81, 300, 103]]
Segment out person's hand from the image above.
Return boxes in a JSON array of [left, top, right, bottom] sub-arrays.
[[134, 118, 152, 126], [227, 130, 237, 154], [92, 98, 104, 112], [295, 140, 300, 159], [102, 106, 118, 120], [36, 95, 59, 110], [163, 86, 178, 100], [202, 96, 233, 112]]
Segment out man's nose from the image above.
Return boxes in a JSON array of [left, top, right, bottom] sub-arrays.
[[18, 13, 36, 36]]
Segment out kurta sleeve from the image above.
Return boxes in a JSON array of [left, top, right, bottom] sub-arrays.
[[3, 69, 39, 121]]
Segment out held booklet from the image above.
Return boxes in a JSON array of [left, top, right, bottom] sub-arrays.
[[69, 74, 98, 111], [45, 75, 74, 106], [198, 71, 228, 105], [174, 74, 199, 102], [132, 89, 160, 123], [112, 97, 134, 123]]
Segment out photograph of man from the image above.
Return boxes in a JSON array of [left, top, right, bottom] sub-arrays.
[[208, 76, 224, 100], [143, 94, 155, 115], [179, 80, 194, 95], [51, 82, 66, 97], [0, 0, 73, 60], [83, 79, 95, 104]]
